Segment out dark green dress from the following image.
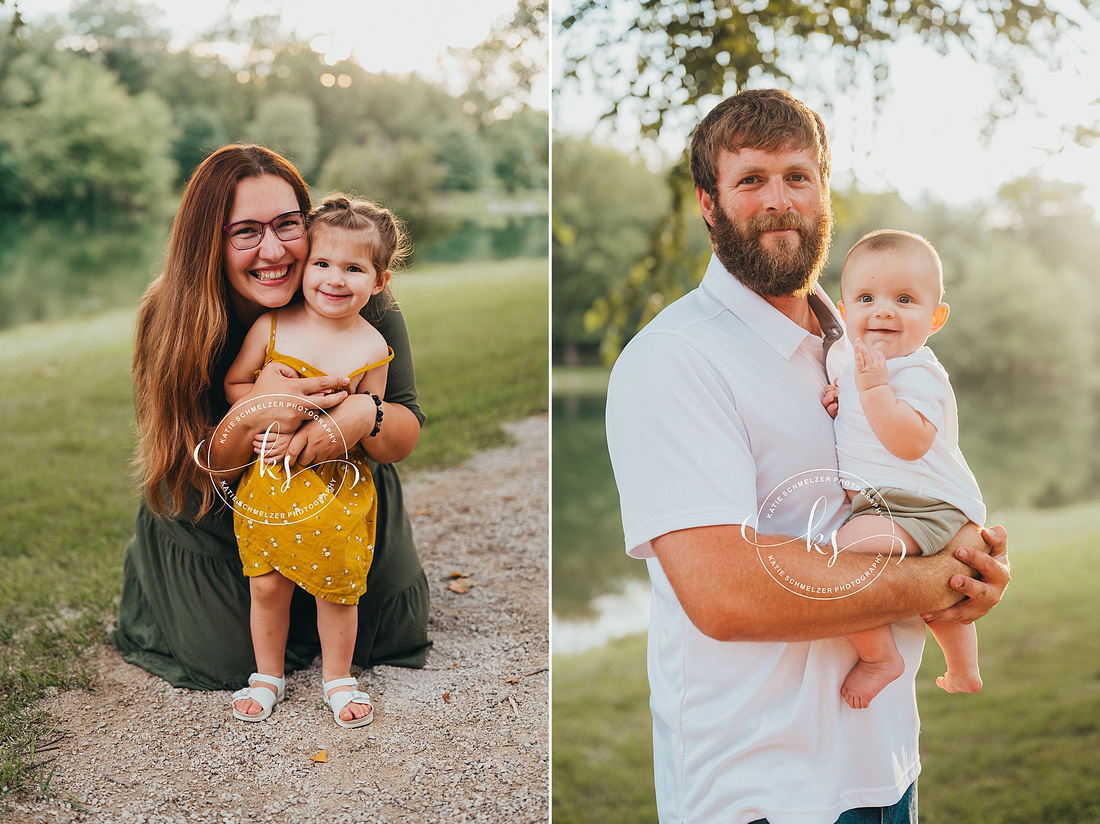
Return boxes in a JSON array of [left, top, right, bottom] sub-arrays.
[[111, 302, 432, 690]]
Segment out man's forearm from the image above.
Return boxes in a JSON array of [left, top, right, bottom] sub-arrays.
[[653, 523, 979, 642]]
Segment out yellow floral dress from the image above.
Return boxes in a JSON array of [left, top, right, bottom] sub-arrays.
[[233, 312, 394, 605]]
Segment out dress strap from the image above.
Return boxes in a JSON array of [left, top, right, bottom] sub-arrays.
[[253, 310, 281, 378], [268, 310, 279, 351], [348, 347, 395, 378]]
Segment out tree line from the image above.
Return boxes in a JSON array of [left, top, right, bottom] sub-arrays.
[[554, 0, 1100, 510], [553, 136, 1100, 510], [0, 0, 548, 225]]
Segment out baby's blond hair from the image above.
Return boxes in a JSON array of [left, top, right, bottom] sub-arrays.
[[844, 229, 943, 298]]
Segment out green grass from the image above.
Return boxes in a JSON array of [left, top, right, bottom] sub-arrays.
[[552, 503, 1100, 823], [400, 258, 549, 467], [0, 257, 547, 807], [553, 634, 656, 824]]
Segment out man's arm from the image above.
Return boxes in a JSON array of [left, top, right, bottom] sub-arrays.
[[653, 522, 1008, 642]]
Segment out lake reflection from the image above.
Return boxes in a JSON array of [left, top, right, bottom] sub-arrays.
[[0, 210, 170, 331], [0, 211, 548, 332], [552, 392, 650, 622], [418, 215, 547, 263], [552, 577, 650, 655]]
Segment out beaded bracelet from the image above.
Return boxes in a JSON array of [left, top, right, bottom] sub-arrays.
[[365, 391, 383, 437]]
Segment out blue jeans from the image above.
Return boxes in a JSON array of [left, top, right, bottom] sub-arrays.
[[749, 781, 917, 824]]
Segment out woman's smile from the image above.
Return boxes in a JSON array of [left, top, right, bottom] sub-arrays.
[[251, 265, 293, 283]]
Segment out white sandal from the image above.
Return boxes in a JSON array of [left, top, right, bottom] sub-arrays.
[[231, 672, 285, 722], [323, 676, 374, 728]]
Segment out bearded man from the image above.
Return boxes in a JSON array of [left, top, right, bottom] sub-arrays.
[[604, 88, 1010, 824]]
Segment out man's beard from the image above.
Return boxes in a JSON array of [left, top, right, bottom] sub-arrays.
[[709, 200, 832, 298]]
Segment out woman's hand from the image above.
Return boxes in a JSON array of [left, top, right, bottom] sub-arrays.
[[293, 393, 421, 466], [209, 363, 349, 476], [233, 361, 350, 443], [248, 362, 349, 419]]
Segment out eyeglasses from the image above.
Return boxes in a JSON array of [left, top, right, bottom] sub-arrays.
[[223, 210, 307, 251]]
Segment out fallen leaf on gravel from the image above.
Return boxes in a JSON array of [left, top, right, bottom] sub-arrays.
[[414, 508, 429, 516], [502, 495, 514, 501], [448, 571, 471, 579], [505, 677, 519, 685], [443, 691, 451, 703], [310, 750, 328, 763], [447, 580, 472, 594]]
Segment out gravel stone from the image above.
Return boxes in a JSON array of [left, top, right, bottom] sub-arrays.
[[4, 417, 549, 824]]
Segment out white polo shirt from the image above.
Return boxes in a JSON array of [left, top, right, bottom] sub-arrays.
[[606, 255, 924, 824]]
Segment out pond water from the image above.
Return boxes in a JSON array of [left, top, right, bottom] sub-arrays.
[[0, 210, 170, 331], [0, 211, 548, 332], [552, 578, 650, 655], [551, 392, 651, 652], [417, 215, 547, 263]]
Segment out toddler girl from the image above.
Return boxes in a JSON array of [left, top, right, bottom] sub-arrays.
[[223, 194, 408, 727]]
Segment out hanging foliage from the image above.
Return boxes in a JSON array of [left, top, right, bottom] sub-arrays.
[[558, 0, 1100, 359]]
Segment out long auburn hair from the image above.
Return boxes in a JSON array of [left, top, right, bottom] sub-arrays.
[[134, 144, 311, 518]]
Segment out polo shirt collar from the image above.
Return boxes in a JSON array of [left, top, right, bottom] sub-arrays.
[[699, 253, 842, 363]]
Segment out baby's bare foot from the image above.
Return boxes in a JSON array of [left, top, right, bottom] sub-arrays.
[[936, 669, 983, 694], [841, 654, 905, 710]]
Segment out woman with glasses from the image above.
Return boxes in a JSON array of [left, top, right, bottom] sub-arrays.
[[112, 144, 432, 690]]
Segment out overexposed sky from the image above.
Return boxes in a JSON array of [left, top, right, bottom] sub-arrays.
[[21, 0, 547, 103], [828, 38, 1100, 212], [554, 16, 1100, 212]]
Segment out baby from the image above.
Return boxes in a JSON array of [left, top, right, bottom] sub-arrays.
[[827, 229, 986, 709]]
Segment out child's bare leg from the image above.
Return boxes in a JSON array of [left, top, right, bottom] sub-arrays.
[[927, 619, 982, 694], [835, 515, 919, 709], [235, 572, 295, 717], [842, 625, 905, 709], [834, 513, 921, 560], [316, 598, 370, 723]]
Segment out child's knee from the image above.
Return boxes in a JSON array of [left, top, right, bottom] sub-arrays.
[[250, 571, 294, 603]]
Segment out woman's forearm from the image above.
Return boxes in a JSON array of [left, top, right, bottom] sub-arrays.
[[206, 395, 280, 479], [206, 365, 350, 476], [299, 393, 421, 466], [362, 401, 420, 464]]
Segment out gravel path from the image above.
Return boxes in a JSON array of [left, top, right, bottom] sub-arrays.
[[4, 416, 549, 824]]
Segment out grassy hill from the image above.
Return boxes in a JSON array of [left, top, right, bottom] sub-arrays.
[[553, 501, 1100, 823]]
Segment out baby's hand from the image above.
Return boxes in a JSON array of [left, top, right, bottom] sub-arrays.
[[853, 339, 890, 393], [822, 379, 839, 419]]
